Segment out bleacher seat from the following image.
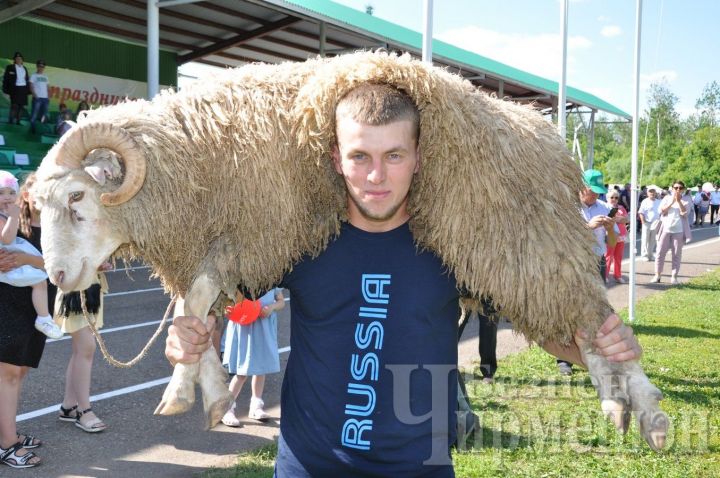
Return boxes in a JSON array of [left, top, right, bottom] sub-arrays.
[[0, 148, 16, 166]]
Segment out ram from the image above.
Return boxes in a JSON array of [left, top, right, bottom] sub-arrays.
[[32, 51, 667, 450]]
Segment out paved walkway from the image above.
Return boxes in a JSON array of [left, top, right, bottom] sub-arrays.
[[458, 226, 720, 370]]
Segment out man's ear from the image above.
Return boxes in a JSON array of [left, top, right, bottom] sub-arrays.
[[331, 145, 343, 175]]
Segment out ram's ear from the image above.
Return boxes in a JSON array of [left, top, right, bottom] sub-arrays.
[[83, 155, 123, 186]]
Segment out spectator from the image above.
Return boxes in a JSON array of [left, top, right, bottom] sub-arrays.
[[682, 188, 695, 227], [710, 184, 720, 225], [694, 190, 710, 227], [457, 298, 498, 384], [619, 183, 632, 211], [692, 184, 702, 225], [605, 190, 629, 284], [221, 287, 285, 426], [55, 109, 74, 137], [0, 171, 61, 340], [560, 169, 618, 375], [652, 181, 691, 285], [2, 52, 30, 125], [638, 187, 661, 261], [55, 272, 111, 433], [28, 60, 50, 134], [76, 100, 90, 117], [0, 173, 55, 469]]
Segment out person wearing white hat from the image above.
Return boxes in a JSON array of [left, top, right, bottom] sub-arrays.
[[638, 186, 661, 261]]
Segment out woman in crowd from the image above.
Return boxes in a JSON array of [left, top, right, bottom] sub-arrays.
[[652, 180, 692, 285], [605, 190, 629, 284], [55, 270, 111, 433], [0, 173, 54, 468]]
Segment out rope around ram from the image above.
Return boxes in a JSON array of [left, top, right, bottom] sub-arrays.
[[77, 290, 177, 368]]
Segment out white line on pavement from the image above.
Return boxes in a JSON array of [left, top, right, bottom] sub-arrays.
[[108, 265, 151, 272], [17, 347, 293, 422], [106, 287, 165, 297]]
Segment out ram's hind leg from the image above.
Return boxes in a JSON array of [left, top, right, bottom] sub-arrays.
[[582, 346, 668, 450]]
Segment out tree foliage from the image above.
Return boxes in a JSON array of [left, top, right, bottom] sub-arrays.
[[575, 80, 720, 188]]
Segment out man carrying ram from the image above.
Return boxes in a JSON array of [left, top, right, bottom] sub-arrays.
[[165, 83, 642, 477]]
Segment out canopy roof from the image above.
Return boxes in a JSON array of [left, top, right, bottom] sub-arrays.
[[1, 0, 629, 119]]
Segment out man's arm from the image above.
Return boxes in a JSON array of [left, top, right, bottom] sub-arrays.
[[541, 313, 642, 367]]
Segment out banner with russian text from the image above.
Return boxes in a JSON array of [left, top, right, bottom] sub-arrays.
[[1, 58, 171, 113]]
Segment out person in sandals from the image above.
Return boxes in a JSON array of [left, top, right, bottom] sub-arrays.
[[55, 269, 111, 433]]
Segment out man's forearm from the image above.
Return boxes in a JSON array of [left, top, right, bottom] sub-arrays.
[[541, 340, 585, 368]]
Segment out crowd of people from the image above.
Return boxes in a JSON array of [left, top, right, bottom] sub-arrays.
[[3, 51, 89, 136]]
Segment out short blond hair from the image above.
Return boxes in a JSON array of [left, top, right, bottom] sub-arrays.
[[335, 83, 420, 143]]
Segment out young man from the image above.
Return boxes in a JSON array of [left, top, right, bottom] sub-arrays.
[[166, 84, 642, 477], [29, 60, 50, 134]]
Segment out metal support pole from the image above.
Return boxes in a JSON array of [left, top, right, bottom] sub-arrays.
[[629, 0, 643, 322], [422, 0, 433, 63], [319, 21, 326, 57], [587, 109, 596, 169], [147, 0, 160, 99], [558, 0, 568, 141], [498, 79, 504, 99]]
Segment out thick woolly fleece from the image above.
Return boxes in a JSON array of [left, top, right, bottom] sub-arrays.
[[35, 51, 610, 346]]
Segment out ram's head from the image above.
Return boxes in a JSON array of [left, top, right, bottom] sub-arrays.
[[32, 123, 147, 292]]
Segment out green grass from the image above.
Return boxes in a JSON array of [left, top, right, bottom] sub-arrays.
[[204, 269, 720, 478]]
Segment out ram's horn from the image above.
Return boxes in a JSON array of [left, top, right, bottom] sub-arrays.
[[53, 122, 146, 206]]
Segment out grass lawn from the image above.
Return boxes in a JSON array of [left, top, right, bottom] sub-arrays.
[[204, 269, 720, 478]]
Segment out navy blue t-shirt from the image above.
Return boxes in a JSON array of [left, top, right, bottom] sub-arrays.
[[277, 221, 460, 478]]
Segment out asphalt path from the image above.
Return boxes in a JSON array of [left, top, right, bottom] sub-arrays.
[[15, 224, 720, 477]]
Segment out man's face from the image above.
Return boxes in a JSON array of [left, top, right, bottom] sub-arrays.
[[332, 116, 420, 232], [579, 187, 598, 206], [14, 56, 23, 65], [648, 190, 657, 200]]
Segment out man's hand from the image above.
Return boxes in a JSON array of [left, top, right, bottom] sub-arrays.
[[576, 313, 642, 363], [165, 315, 216, 367], [588, 215, 613, 229]]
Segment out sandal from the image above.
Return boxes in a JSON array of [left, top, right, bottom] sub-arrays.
[[59, 404, 78, 422], [16, 434, 41, 449], [0, 442, 40, 469], [75, 407, 107, 433]]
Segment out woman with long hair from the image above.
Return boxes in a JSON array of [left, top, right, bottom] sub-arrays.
[[0, 173, 54, 468]]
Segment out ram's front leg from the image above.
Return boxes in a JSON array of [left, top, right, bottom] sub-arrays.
[[581, 345, 668, 450], [154, 296, 198, 416], [155, 273, 233, 428]]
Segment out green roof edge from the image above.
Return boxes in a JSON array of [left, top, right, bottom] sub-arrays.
[[278, 0, 630, 119]]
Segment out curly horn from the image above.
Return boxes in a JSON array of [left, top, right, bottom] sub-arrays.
[[52, 122, 146, 206]]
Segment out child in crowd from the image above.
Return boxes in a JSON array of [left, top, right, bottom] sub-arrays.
[[0, 171, 62, 339], [221, 287, 285, 426]]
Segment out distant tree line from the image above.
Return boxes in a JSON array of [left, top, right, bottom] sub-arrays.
[[569, 80, 720, 189]]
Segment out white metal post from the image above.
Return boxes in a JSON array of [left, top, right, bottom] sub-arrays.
[[422, 0, 433, 63], [558, 0, 568, 140], [629, 0, 643, 322], [147, 0, 160, 99]]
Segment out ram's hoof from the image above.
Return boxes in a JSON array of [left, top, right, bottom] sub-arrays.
[[638, 410, 669, 451], [154, 378, 196, 416], [204, 390, 234, 429], [601, 398, 631, 433]]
